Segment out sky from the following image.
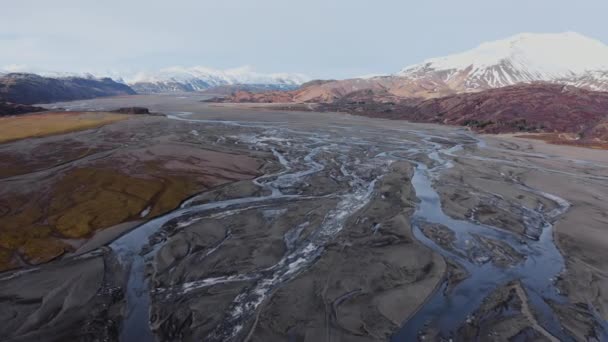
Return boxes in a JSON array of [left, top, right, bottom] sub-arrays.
[[2, 0, 608, 79]]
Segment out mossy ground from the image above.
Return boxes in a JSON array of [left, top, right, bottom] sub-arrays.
[[0, 112, 263, 272], [0, 166, 199, 271]]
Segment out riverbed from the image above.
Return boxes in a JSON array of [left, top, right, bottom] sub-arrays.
[[1, 95, 607, 341]]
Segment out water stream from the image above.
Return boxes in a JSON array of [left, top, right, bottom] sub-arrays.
[[110, 118, 388, 341], [108, 115, 607, 341], [391, 137, 579, 341]]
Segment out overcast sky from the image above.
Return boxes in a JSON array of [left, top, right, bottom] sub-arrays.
[[2, 0, 608, 79]]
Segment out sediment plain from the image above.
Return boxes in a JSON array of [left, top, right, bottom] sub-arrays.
[[0, 94, 607, 341]]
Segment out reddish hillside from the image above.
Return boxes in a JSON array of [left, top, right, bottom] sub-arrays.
[[306, 83, 608, 141], [208, 90, 296, 103], [210, 82, 608, 142], [409, 84, 608, 137], [209, 76, 455, 104]]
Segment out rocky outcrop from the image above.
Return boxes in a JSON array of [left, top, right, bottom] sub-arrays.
[[0, 101, 46, 116], [0, 73, 136, 105], [111, 107, 150, 114]]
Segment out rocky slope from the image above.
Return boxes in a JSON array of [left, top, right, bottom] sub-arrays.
[[0, 73, 136, 105], [315, 83, 608, 140], [221, 82, 608, 142]]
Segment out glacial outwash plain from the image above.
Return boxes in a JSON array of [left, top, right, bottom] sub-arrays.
[[0, 93, 606, 341]]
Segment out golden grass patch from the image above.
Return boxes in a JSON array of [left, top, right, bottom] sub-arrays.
[[0, 112, 129, 144]]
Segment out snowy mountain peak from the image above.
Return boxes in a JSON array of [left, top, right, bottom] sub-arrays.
[[1, 64, 311, 94], [128, 65, 310, 93], [398, 32, 608, 90]]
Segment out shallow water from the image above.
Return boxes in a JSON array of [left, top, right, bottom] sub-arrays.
[[105, 112, 607, 341], [391, 137, 575, 341], [110, 116, 388, 340]]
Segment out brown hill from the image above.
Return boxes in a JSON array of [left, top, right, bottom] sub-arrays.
[[201, 83, 300, 96], [413, 83, 608, 137], [315, 83, 608, 141], [210, 76, 455, 104], [228, 82, 608, 143]]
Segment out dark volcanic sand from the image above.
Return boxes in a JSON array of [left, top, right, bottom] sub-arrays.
[[0, 95, 607, 341]]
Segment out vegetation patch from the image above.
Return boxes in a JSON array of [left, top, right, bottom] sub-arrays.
[[0, 111, 129, 144], [0, 166, 199, 271]]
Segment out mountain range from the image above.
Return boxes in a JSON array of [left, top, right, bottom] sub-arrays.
[[397, 32, 608, 93], [0, 66, 310, 95], [127, 66, 309, 93], [0, 66, 309, 107], [242, 32, 608, 103], [6, 32, 608, 99], [212, 32, 608, 143], [4, 31, 608, 144]]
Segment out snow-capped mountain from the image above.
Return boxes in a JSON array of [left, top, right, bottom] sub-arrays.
[[0, 65, 310, 94], [254, 32, 608, 103], [559, 70, 608, 92], [128, 66, 310, 93], [398, 32, 608, 92]]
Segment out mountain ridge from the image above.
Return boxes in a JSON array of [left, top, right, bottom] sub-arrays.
[[0, 65, 310, 94], [0, 73, 136, 105], [128, 66, 309, 94]]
